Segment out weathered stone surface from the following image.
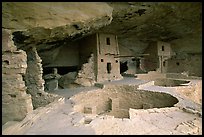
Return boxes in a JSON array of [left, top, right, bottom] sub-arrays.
[[2, 2, 113, 30], [75, 54, 96, 86], [2, 51, 27, 74], [2, 29, 33, 125], [2, 97, 65, 135], [44, 79, 59, 91], [2, 29, 17, 52], [24, 47, 44, 91], [2, 2, 113, 52], [24, 47, 58, 109], [2, 94, 33, 123], [2, 74, 25, 88], [175, 81, 202, 105]]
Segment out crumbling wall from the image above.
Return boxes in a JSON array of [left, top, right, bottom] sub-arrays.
[[2, 29, 33, 125], [186, 54, 202, 77], [166, 54, 202, 77], [75, 53, 96, 86], [165, 57, 186, 74], [79, 34, 97, 66], [126, 58, 136, 74], [24, 47, 57, 109], [120, 58, 136, 75]]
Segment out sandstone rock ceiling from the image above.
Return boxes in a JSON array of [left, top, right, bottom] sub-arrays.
[[3, 2, 202, 55], [100, 2, 202, 54]]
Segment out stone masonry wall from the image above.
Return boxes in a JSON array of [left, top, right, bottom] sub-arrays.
[[2, 29, 33, 125], [166, 54, 202, 77], [24, 47, 57, 109], [75, 53, 96, 86]]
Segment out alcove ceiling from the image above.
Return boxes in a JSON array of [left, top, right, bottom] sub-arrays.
[[2, 2, 202, 55]]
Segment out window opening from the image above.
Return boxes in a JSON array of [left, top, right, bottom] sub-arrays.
[[107, 62, 112, 74], [162, 46, 164, 51], [106, 37, 110, 45]]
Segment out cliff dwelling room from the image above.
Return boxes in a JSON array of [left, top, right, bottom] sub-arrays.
[[2, 2, 202, 135]]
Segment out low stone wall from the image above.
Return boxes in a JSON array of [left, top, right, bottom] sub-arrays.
[[70, 85, 178, 118]]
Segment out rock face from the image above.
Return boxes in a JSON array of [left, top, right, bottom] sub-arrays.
[[2, 2, 113, 30], [2, 29, 33, 125], [3, 2, 113, 52]]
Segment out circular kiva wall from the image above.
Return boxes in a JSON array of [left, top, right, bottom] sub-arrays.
[[154, 78, 190, 87], [71, 86, 179, 118]]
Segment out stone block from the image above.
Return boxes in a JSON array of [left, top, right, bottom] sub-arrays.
[[44, 79, 58, 91]]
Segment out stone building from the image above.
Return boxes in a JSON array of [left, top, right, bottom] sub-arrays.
[[78, 33, 122, 83]]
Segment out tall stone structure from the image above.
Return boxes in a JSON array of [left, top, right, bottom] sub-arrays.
[[78, 33, 122, 85], [157, 41, 175, 73], [24, 47, 57, 109], [96, 33, 122, 82], [2, 29, 33, 125]]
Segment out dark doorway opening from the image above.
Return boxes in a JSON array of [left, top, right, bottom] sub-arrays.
[[107, 62, 112, 74], [162, 46, 165, 51], [43, 66, 78, 76], [120, 61, 128, 74], [106, 37, 110, 45]]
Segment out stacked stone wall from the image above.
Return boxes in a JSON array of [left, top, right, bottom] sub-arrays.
[[2, 29, 33, 125]]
